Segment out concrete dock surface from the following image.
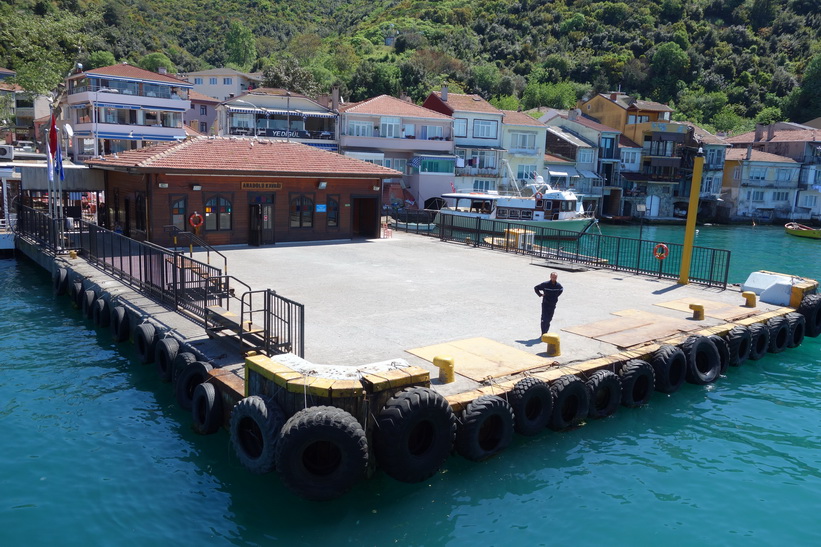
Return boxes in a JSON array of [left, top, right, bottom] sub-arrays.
[[193, 232, 779, 394]]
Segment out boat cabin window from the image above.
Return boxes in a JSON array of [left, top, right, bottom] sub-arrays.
[[497, 208, 508, 218], [508, 209, 520, 219], [520, 210, 533, 220], [470, 200, 492, 213], [561, 199, 576, 212], [542, 200, 553, 211]]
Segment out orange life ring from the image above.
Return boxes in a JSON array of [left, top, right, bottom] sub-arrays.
[[189, 212, 204, 228], [653, 243, 669, 260], [534, 192, 543, 200]]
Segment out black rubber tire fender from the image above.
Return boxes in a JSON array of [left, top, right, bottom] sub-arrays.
[[548, 374, 589, 430], [69, 280, 83, 308], [53, 267, 68, 296], [175, 361, 213, 411], [134, 323, 157, 364], [455, 395, 515, 461], [748, 322, 770, 361], [726, 325, 751, 367], [81, 289, 96, 319], [797, 293, 821, 338], [585, 370, 621, 419], [681, 335, 721, 385], [786, 312, 806, 348], [110, 305, 130, 343], [155, 338, 180, 383], [373, 386, 456, 483], [192, 382, 224, 435], [275, 406, 368, 501], [230, 395, 284, 475], [618, 360, 655, 407], [766, 316, 790, 354], [509, 377, 553, 435], [93, 298, 110, 328], [649, 345, 687, 394], [709, 334, 731, 376], [172, 351, 198, 384]]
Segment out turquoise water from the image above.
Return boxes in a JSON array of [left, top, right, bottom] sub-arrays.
[[2, 226, 820, 545]]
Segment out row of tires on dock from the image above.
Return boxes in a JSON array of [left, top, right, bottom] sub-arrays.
[[56, 265, 821, 501]]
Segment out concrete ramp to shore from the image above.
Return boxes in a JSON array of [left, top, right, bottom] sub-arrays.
[[408, 337, 550, 381]]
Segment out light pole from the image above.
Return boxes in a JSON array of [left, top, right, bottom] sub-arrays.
[[678, 146, 704, 285], [635, 202, 646, 270], [286, 91, 291, 142]]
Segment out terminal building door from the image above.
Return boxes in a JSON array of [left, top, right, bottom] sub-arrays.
[[249, 202, 275, 246]]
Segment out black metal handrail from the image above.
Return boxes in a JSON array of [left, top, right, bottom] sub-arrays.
[[390, 210, 730, 289], [164, 225, 229, 274]]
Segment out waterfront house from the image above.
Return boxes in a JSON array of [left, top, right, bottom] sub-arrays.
[[720, 148, 801, 222], [423, 88, 504, 194], [338, 94, 453, 210], [726, 124, 821, 219], [544, 125, 600, 213], [499, 110, 547, 193], [185, 90, 220, 136], [182, 68, 261, 101], [0, 67, 51, 146], [216, 88, 338, 152], [84, 137, 399, 245], [64, 63, 192, 161]]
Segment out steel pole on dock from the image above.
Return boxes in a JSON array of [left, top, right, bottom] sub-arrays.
[[678, 148, 704, 285]]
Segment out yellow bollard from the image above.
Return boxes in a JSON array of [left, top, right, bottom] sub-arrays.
[[68, 250, 77, 259], [689, 303, 705, 320], [742, 291, 757, 308], [541, 333, 561, 356], [433, 355, 455, 384]]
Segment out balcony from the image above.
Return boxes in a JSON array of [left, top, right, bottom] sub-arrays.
[[339, 134, 451, 152], [455, 166, 500, 177]]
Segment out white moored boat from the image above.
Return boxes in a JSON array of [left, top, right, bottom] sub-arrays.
[[433, 177, 596, 234]]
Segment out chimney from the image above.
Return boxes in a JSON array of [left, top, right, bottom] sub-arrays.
[[569, 108, 580, 121], [158, 67, 167, 75], [441, 85, 448, 102], [754, 124, 764, 141], [332, 86, 339, 111], [766, 124, 775, 141], [610, 93, 618, 101], [746, 145, 752, 160]]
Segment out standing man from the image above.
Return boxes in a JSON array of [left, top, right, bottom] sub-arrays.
[[534, 272, 564, 335]]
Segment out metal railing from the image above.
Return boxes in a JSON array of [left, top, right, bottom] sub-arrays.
[[164, 225, 229, 274], [391, 210, 731, 289], [16, 206, 305, 357]]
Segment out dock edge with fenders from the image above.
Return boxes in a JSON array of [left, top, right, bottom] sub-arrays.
[[13, 217, 821, 501]]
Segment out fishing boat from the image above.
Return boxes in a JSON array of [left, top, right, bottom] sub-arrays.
[[433, 176, 596, 234], [785, 222, 821, 239]]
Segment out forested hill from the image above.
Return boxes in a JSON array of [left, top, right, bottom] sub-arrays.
[[1, 0, 819, 133]]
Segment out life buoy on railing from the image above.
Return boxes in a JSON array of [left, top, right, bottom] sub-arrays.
[[653, 243, 669, 260], [534, 192, 543, 200], [188, 212, 204, 229]]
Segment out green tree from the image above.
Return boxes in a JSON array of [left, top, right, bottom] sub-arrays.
[[225, 21, 256, 70], [710, 106, 744, 133], [261, 56, 320, 96], [86, 50, 116, 69], [783, 53, 821, 122], [139, 52, 175, 73], [346, 61, 399, 102], [490, 95, 520, 110], [521, 82, 576, 109], [651, 42, 690, 101]]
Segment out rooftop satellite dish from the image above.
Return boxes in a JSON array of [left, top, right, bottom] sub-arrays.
[[64, 123, 74, 138]]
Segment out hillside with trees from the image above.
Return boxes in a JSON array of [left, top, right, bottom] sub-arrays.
[[1, 0, 819, 133]]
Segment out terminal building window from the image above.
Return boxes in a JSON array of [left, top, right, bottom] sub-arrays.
[[290, 194, 314, 228], [204, 195, 232, 230], [327, 196, 339, 228]]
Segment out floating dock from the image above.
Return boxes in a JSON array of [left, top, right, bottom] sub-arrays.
[[15, 230, 821, 501]]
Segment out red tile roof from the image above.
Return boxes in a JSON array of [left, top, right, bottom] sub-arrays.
[[501, 110, 544, 127], [676, 121, 727, 146], [85, 137, 402, 177], [619, 135, 641, 148], [430, 92, 502, 114], [79, 63, 190, 85], [0, 82, 23, 92], [187, 90, 220, 103], [340, 95, 451, 119], [726, 128, 821, 144], [725, 149, 798, 163], [561, 114, 619, 133], [544, 153, 572, 163]]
